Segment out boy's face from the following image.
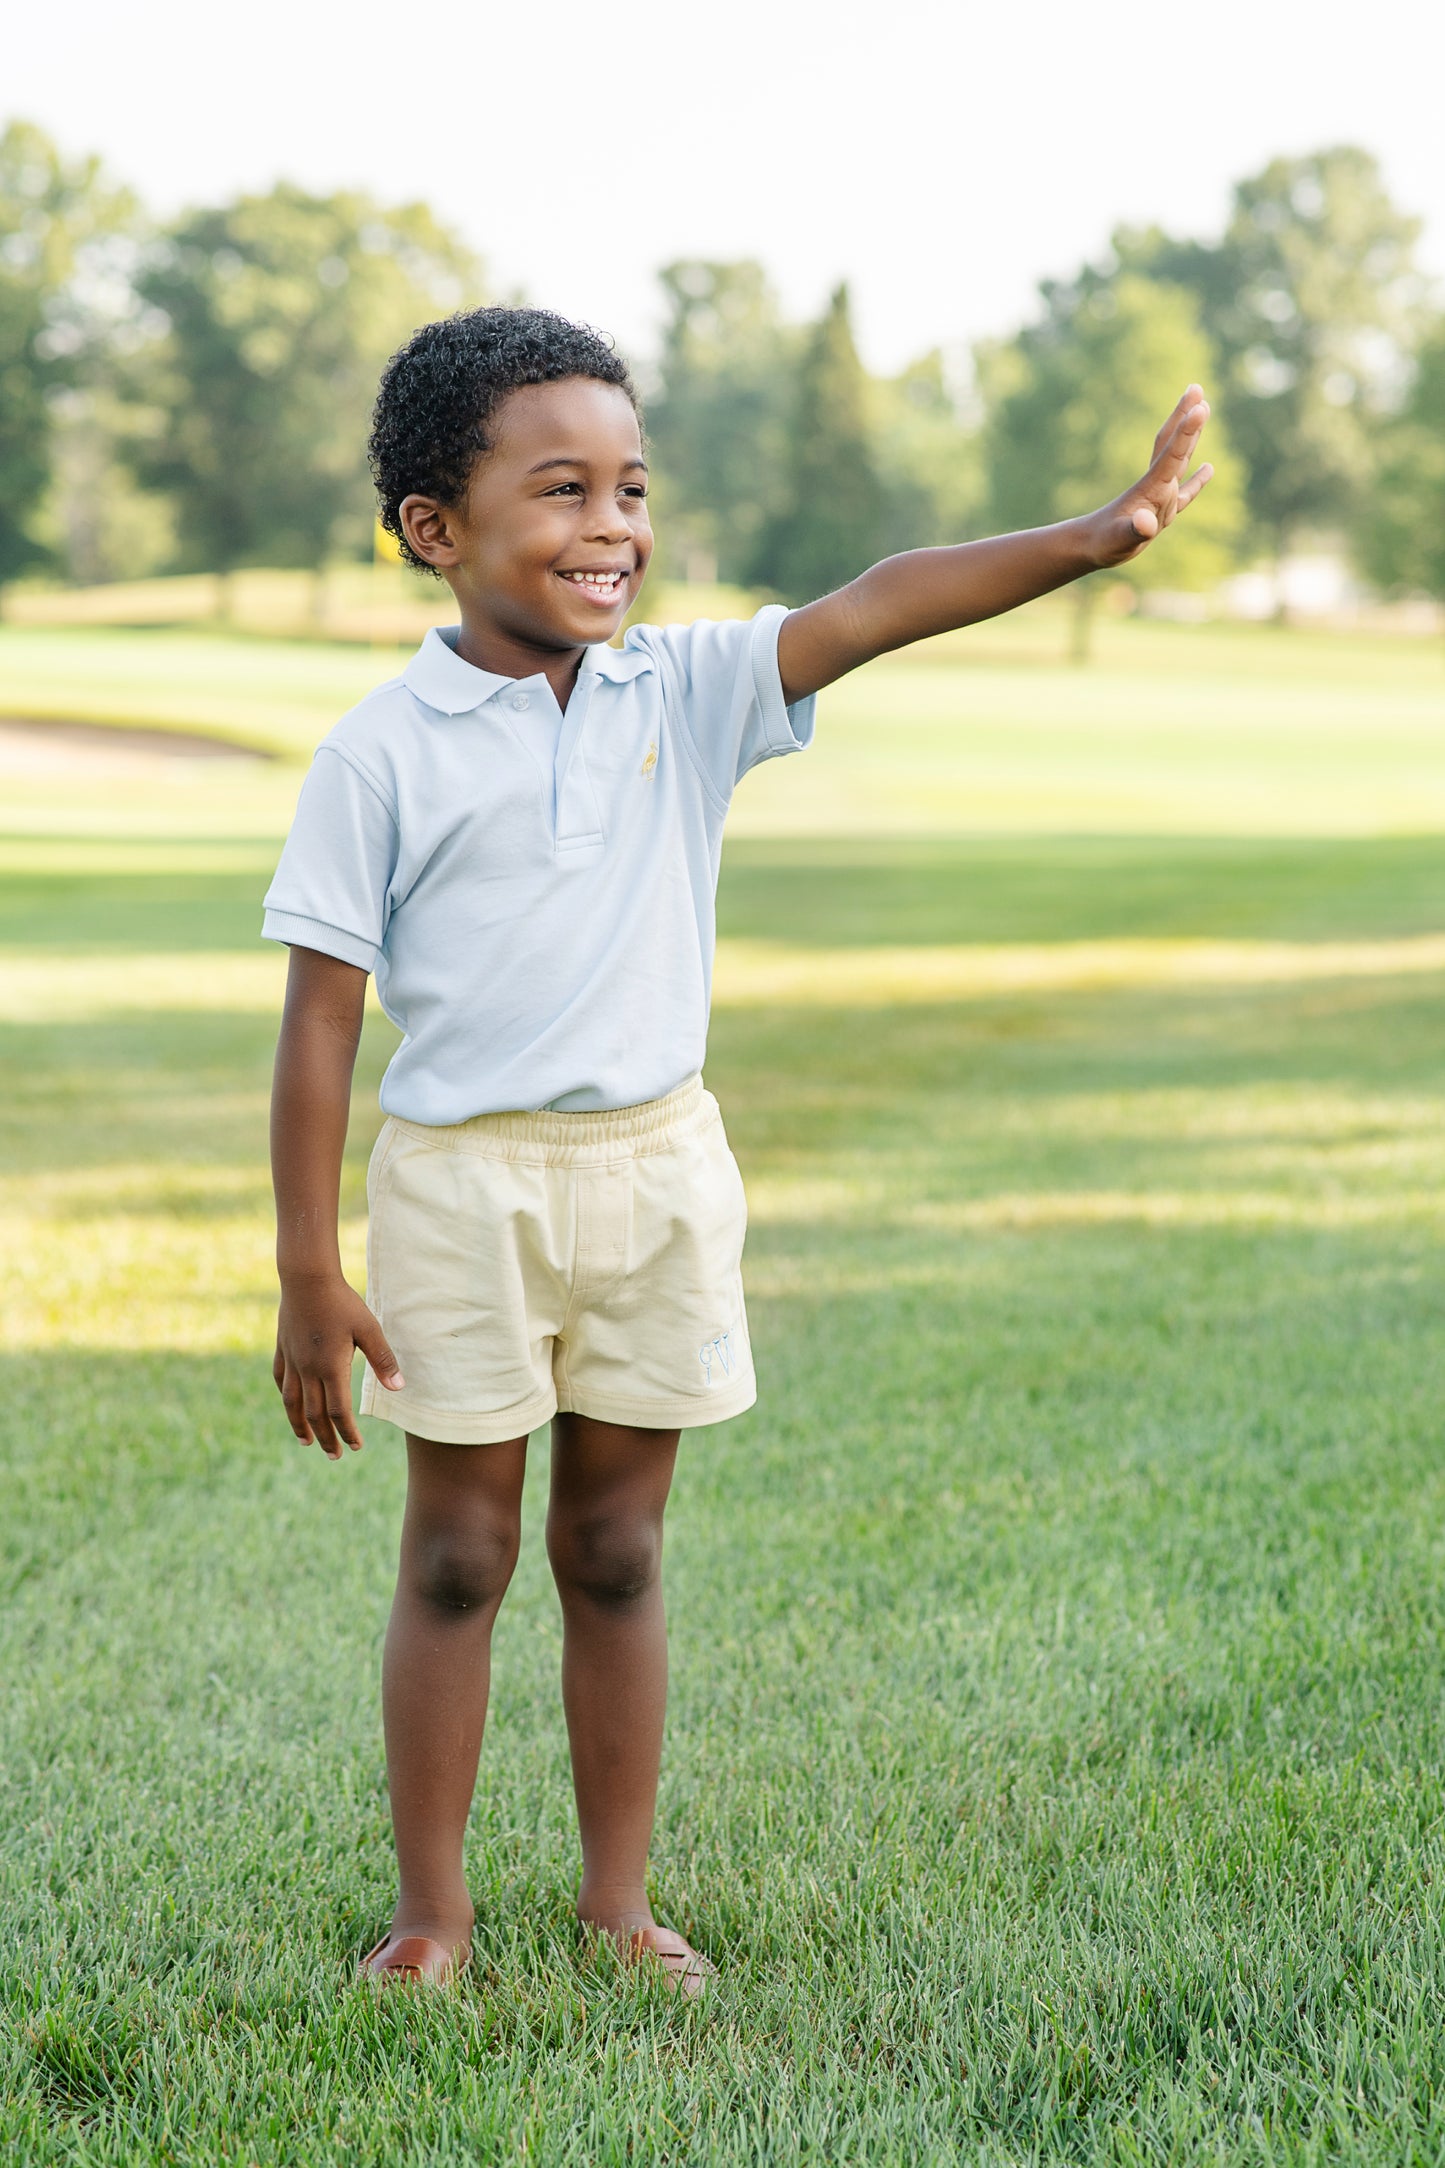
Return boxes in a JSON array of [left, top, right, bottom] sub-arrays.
[[401, 377, 653, 654]]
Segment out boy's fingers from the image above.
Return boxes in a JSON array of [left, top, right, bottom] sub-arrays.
[[1151, 385, 1198, 458], [303, 1377, 344, 1461], [1177, 461, 1214, 508], [328, 1390, 365, 1452], [356, 1318, 405, 1391], [1151, 395, 1205, 458], [1154, 401, 1210, 480], [1129, 502, 1160, 541], [277, 1366, 314, 1443]]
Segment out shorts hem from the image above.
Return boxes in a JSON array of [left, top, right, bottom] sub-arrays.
[[557, 1375, 758, 1431], [359, 1380, 558, 1445]]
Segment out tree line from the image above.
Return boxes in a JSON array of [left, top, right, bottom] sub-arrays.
[[2, 119, 1441, 632]]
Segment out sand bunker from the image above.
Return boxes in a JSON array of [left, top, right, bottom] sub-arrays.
[[0, 718, 267, 777]]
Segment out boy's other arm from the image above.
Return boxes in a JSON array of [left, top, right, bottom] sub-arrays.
[[270, 945, 403, 1461], [777, 387, 1213, 703]]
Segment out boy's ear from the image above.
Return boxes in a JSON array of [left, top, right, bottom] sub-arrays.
[[399, 494, 463, 569]]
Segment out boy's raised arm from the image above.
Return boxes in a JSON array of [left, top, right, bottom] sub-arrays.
[[270, 945, 404, 1460], [777, 388, 1213, 704]]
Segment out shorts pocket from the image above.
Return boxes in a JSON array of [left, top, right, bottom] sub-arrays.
[[704, 1112, 749, 1249], [364, 1118, 403, 1312]]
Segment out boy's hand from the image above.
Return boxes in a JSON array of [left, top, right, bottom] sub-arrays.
[[273, 1273, 405, 1461], [1089, 386, 1214, 568]]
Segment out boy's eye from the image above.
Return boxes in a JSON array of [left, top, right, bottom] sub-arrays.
[[542, 480, 647, 505]]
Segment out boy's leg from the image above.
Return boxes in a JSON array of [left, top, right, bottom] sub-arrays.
[[545, 1413, 680, 1937], [378, 1430, 528, 1959]]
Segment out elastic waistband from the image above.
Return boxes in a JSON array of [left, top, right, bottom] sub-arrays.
[[384, 1075, 712, 1164]]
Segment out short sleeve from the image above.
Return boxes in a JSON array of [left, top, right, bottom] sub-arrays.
[[261, 746, 399, 972], [639, 604, 816, 807]]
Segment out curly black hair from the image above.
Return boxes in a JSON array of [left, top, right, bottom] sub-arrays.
[[368, 306, 639, 574]]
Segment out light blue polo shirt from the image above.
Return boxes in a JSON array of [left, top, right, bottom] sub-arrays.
[[261, 606, 815, 1120]]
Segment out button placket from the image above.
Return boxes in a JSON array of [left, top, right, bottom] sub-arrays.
[[552, 672, 605, 854]]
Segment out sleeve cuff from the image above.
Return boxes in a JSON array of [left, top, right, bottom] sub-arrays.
[[750, 603, 817, 762], [260, 909, 380, 973]]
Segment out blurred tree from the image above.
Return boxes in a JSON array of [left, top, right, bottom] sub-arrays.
[[750, 283, 888, 602], [41, 379, 179, 587], [135, 186, 480, 576], [645, 260, 795, 585], [870, 349, 982, 556], [0, 119, 137, 585], [1361, 317, 1445, 619], [981, 272, 1244, 658], [1120, 147, 1423, 555]]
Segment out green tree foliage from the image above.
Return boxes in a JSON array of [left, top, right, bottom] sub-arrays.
[[870, 349, 982, 555], [0, 120, 136, 584], [647, 268, 979, 592], [135, 186, 480, 573], [1122, 147, 1423, 552], [1362, 318, 1445, 613], [644, 261, 795, 585], [750, 283, 889, 603], [981, 272, 1244, 657]]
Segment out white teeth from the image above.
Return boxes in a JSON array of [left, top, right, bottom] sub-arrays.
[[565, 570, 621, 586]]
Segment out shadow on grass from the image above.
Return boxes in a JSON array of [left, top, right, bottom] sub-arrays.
[[8, 834, 1445, 955], [0, 1007, 395, 1179], [717, 833, 1445, 948], [0, 867, 275, 951]]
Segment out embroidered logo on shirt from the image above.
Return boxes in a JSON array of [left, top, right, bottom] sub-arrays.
[[640, 740, 658, 779], [699, 1329, 736, 1385]]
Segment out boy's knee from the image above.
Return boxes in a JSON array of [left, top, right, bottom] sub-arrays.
[[547, 1510, 661, 1609], [409, 1518, 519, 1617]]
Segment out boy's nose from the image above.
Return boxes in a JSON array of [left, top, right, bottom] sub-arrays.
[[584, 500, 634, 544]]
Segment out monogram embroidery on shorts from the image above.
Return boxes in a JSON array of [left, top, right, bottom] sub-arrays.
[[698, 1329, 736, 1385]]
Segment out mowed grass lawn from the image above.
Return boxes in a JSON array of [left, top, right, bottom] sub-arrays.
[[4, 617, 1445, 2163]]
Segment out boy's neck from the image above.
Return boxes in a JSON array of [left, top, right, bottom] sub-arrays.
[[452, 609, 586, 711]]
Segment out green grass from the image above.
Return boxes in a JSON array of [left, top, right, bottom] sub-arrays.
[[5, 621, 1445, 2162]]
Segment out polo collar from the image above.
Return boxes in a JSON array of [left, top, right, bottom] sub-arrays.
[[403, 624, 653, 716], [583, 638, 654, 685]]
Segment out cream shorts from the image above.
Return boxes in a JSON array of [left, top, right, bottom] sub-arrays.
[[358, 1074, 756, 1444]]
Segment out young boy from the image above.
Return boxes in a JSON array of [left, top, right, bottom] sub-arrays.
[[265, 306, 1211, 1996]]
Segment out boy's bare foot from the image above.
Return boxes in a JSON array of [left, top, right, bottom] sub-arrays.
[[359, 1931, 469, 1985]]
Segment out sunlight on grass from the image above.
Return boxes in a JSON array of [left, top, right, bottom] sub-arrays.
[[1, 1170, 366, 1353], [11, 934, 1445, 1026], [713, 934, 1445, 1003], [0, 952, 286, 1018]]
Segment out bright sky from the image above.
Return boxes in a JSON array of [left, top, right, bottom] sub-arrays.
[[9, 0, 1442, 376]]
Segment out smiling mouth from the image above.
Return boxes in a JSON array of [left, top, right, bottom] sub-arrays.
[[556, 568, 629, 603]]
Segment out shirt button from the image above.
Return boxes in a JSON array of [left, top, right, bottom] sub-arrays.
[[511, 693, 530, 711]]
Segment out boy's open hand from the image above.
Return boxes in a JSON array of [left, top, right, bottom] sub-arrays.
[[1090, 386, 1213, 568], [273, 1274, 404, 1461]]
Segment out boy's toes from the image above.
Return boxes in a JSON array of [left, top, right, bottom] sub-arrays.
[[627, 1923, 716, 1999]]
